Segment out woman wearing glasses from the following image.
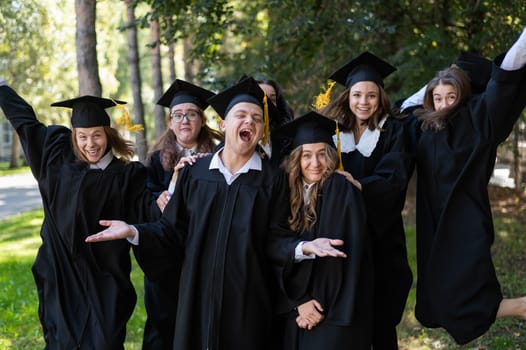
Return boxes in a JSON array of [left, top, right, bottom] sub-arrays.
[[142, 79, 223, 350], [146, 79, 223, 213]]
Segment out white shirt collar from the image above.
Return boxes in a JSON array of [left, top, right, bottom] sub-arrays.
[[302, 180, 317, 205], [89, 150, 114, 170], [333, 116, 388, 157], [210, 148, 262, 185]]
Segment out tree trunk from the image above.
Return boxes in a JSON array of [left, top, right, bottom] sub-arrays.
[[150, 18, 165, 139], [75, 0, 102, 96], [124, 0, 147, 161], [183, 37, 193, 81], [9, 130, 20, 169], [168, 42, 176, 82], [511, 123, 521, 191]]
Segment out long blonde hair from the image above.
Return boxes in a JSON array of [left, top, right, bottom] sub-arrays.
[[285, 144, 339, 232]]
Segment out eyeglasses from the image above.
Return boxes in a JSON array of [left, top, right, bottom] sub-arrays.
[[170, 110, 201, 122]]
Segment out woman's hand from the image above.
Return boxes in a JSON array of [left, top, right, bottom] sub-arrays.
[[171, 153, 210, 183], [156, 190, 171, 213], [296, 299, 324, 330], [302, 238, 347, 258], [85, 220, 135, 242], [336, 169, 362, 190]]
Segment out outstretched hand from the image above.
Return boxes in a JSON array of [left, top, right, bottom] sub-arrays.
[[85, 220, 135, 243], [301, 238, 347, 258]]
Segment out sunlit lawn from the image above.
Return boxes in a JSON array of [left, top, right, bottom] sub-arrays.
[[0, 209, 145, 349], [1, 209, 526, 349]]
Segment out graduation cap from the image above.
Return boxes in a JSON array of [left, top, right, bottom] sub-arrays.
[[454, 51, 492, 94], [51, 96, 126, 128], [157, 79, 215, 109], [330, 51, 397, 88], [271, 111, 343, 168], [208, 76, 279, 144]]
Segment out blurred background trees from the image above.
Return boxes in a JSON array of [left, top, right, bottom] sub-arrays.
[[1, 0, 525, 186]]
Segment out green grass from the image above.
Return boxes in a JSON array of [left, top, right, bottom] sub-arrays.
[[0, 209, 145, 349], [0, 162, 31, 177], [397, 218, 526, 350], [1, 208, 526, 349]]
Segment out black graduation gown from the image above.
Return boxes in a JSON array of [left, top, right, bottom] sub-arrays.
[[143, 149, 181, 350], [340, 117, 413, 334], [271, 173, 374, 349], [412, 60, 526, 344], [0, 85, 160, 349], [133, 154, 287, 350], [146, 150, 173, 198]]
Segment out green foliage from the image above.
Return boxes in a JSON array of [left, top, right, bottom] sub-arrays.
[[139, 0, 525, 115]]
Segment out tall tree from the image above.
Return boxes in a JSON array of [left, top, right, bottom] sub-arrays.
[[150, 17, 165, 138], [75, 0, 102, 96], [124, 0, 148, 161]]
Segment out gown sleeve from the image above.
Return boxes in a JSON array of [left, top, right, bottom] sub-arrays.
[[0, 84, 70, 180]]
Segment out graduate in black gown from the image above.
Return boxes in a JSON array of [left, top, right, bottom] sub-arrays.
[[405, 27, 526, 344], [269, 111, 374, 349], [0, 79, 160, 349], [318, 52, 413, 350], [86, 77, 288, 350], [142, 79, 223, 350]]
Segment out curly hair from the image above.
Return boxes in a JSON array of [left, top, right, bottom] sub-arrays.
[[415, 66, 472, 131], [320, 83, 392, 133], [284, 144, 339, 232], [146, 109, 224, 171], [71, 126, 135, 163]]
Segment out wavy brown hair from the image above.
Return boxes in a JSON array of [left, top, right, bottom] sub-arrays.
[[416, 66, 472, 131], [320, 83, 393, 132], [71, 126, 135, 163], [285, 144, 339, 232], [146, 110, 224, 171]]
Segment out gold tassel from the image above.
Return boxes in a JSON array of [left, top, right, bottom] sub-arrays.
[[312, 80, 336, 110], [261, 94, 270, 145], [335, 120, 343, 170], [111, 98, 144, 132]]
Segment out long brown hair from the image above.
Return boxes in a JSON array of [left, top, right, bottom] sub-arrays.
[[71, 126, 135, 163], [416, 66, 472, 131], [285, 144, 339, 232], [320, 83, 392, 132], [146, 109, 224, 171]]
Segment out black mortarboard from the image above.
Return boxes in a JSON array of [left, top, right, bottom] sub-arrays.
[[330, 51, 397, 88], [271, 111, 339, 166], [208, 76, 267, 119], [51, 95, 126, 128], [454, 51, 492, 94], [157, 79, 215, 109], [208, 76, 280, 144]]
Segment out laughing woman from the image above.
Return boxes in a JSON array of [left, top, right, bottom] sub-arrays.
[[0, 79, 159, 349], [407, 26, 526, 345]]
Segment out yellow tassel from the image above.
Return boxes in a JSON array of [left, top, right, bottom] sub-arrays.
[[335, 120, 343, 170], [313, 80, 336, 110], [261, 94, 270, 145], [111, 98, 144, 132]]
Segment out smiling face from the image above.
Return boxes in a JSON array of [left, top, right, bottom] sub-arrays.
[[169, 102, 204, 148], [74, 126, 108, 163], [220, 102, 264, 157], [300, 142, 329, 184], [348, 81, 380, 122], [432, 83, 457, 111]]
